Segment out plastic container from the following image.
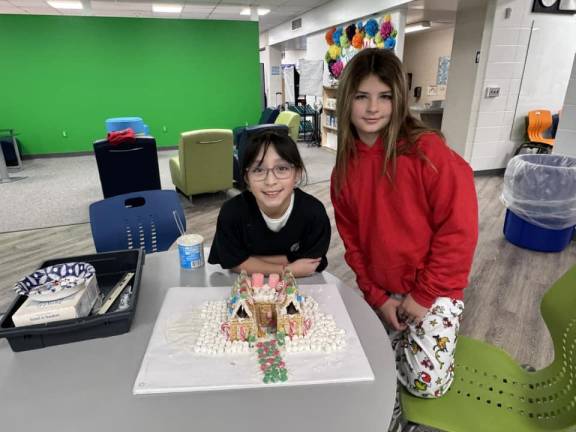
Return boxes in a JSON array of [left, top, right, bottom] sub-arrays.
[[503, 209, 574, 252], [501, 154, 576, 230], [0, 249, 144, 352], [105, 117, 145, 135]]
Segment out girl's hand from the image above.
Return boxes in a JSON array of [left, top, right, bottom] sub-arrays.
[[285, 258, 322, 277], [398, 294, 428, 325], [377, 298, 407, 331]]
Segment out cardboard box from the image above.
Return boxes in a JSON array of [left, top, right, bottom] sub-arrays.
[[12, 276, 99, 327]]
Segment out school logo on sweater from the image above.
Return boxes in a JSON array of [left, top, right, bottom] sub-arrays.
[[290, 242, 300, 253]]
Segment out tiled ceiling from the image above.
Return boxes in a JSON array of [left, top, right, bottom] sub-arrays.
[[0, 0, 332, 31]]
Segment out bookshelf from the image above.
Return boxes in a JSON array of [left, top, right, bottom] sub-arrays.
[[321, 86, 338, 151]]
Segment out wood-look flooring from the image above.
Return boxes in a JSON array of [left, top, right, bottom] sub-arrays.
[[1, 174, 574, 371]]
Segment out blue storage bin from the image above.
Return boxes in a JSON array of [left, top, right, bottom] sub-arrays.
[[503, 209, 574, 252], [105, 117, 145, 134]]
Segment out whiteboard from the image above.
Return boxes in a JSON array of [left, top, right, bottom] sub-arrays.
[[299, 60, 324, 97]]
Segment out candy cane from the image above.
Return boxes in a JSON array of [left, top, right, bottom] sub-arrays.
[[239, 325, 247, 341]]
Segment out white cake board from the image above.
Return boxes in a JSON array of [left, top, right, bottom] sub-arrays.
[[133, 284, 374, 395]]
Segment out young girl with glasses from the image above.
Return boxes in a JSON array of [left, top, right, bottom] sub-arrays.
[[331, 48, 478, 401], [209, 132, 330, 277]]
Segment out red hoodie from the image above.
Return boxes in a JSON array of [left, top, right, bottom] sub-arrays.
[[331, 133, 478, 309]]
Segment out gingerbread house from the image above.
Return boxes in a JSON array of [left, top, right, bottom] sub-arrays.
[[223, 271, 307, 342]]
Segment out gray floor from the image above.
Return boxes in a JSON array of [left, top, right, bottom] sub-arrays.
[[0, 143, 335, 233]]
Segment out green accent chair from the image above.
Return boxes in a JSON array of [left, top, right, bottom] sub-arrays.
[[169, 129, 233, 199], [401, 264, 576, 432], [275, 111, 300, 143]]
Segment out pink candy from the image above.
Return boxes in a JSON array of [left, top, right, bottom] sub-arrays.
[[268, 273, 280, 289], [251, 273, 264, 288]]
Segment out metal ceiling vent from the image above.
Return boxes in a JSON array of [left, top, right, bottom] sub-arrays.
[[291, 18, 302, 30]]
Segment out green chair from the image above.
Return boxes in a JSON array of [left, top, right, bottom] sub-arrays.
[[400, 265, 576, 432], [275, 111, 300, 143], [169, 129, 233, 199]]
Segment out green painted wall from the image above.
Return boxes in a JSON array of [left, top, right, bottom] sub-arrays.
[[0, 15, 261, 155]]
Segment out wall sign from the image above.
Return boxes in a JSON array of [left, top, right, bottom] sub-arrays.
[[532, 0, 576, 14]]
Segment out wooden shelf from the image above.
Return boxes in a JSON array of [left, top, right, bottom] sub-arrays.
[[322, 86, 338, 148]]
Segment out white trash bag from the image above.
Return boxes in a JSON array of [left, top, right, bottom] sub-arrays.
[[501, 154, 576, 230]]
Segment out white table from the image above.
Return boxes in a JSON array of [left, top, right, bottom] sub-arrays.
[[0, 250, 397, 432]]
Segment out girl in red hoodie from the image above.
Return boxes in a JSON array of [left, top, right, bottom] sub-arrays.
[[331, 48, 478, 402]]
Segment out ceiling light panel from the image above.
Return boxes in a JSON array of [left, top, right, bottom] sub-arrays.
[[47, 0, 83, 9], [152, 3, 182, 13]]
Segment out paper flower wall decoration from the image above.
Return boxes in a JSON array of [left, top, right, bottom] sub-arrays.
[[381, 17, 393, 39], [325, 27, 335, 45], [333, 27, 343, 46], [328, 44, 341, 60], [375, 32, 383, 48], [345, 24, 356, 42], [324, 15, 397, 80], [329, 59, 344, 79], [364, 18, 379, 38], [352, 31, 364, 49]]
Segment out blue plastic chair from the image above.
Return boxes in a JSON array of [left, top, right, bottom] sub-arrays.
[[89, 190, 186, 254]]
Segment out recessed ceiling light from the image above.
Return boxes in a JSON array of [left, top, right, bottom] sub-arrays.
[[152, 4, 183, 13], [47, 1, 83, 10], [240, 7, 271, 16]]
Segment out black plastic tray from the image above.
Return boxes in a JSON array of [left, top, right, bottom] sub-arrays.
[[0, 249, 145, 352]]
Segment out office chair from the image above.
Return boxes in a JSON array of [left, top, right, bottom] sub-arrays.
[[93, 136, 161, 199], [514, 110, 556, 155], [258, 107, 280, 124], [400, 264, 576, 432], [274, 111, 301, 143], [89, 190, 185, 254]]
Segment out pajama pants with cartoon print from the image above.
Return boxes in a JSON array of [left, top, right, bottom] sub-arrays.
[[386, 297, 464, 398]]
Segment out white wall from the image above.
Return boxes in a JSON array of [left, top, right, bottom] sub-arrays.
[[403, 27, 454, 107], [282, 49, 306, 65], [266, 0, 409, 46], [554, 54, 576, 157], [441, 0, 492, 159], [510, 15, 576, 141], [260, 45, 283, 108], [469, 0, 576, 170]]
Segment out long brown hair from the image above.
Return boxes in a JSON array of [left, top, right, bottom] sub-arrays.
[[333, 48, 440, 193]]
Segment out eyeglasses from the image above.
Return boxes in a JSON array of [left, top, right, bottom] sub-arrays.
[[247, 164, 294, 181]]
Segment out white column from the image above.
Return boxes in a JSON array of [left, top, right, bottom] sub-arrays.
[[553, 54, 576, 157]]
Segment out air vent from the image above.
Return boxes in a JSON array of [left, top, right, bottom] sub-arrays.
[[291, 18, 302, 30]]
